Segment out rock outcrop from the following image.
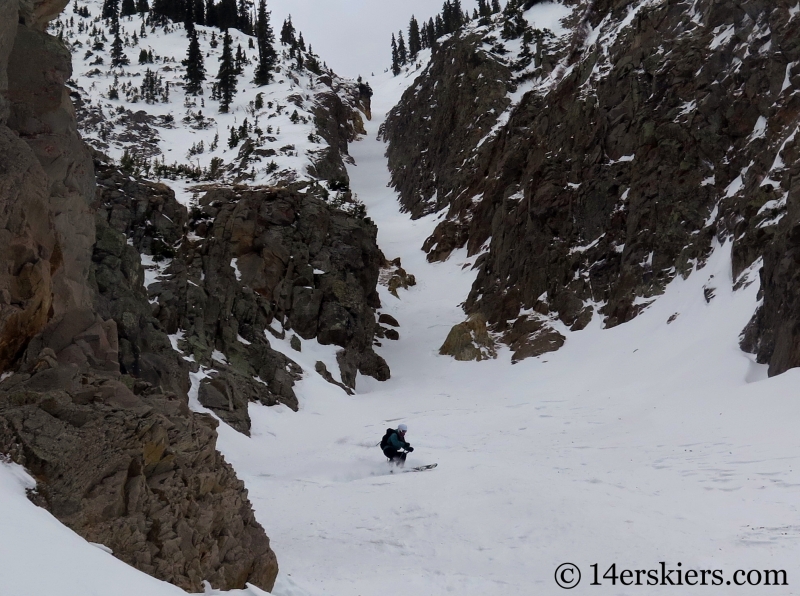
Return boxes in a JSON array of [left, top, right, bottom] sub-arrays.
[[0, 0, 283, 591], [385, 0, 800, 371]]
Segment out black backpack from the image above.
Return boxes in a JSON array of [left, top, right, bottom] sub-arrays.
[[380, 428, 396, 449]]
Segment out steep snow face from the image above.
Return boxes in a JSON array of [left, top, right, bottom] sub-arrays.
[[204, 70, 800, 596], [51, 0, 367, 204]]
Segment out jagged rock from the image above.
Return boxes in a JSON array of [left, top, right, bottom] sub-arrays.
[[0, 1, 280, 591], [160, 185, 389, 398], [503, 316, 565, 363], [439, 314, 497, 362], [385, 0, 800, 374], [378, 314, 400, 327], [0, 368, 278, 592], [315, 360, 353, 395], [290, 334, 302, 351], [380, 258, 417, 298]]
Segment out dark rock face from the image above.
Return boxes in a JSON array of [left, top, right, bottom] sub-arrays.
[[385, 0, 800, 369], [0, 1, 281, 591], [166, 185, 389, 408], [0, 363, 278, 592], [382, 32, 512, 219]]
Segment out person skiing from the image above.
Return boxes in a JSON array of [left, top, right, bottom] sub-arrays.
[[380, 423, 414, 466]]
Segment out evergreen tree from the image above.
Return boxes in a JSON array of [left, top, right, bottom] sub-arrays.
[[491, 0, 501, 13], [390, 33, 400, 76], [397, 31, 407, 65], [138, 48, 149, 63], [184, 0, 194, 34], [141, 68, 163, 102], [183, 29, 206, 94], [216, 30, 238, 112], [120, 0, 136, 17], [205, 0, 216, 26], [297, 32, 306, 51], [254, 0, 276, 85], [216, 0, 237, 30], [237, 0, 252, 34], [194, 0, 204, 24], [102, 0, 119, 19], [136, 0, 148, 12], [280, 16, 295, 45], [434, 14, 444, 37], [110, 12, 129, 66], [478, 0, 491, 19], [234, 43, 245, 74], [408, 16, 421, 59], [426, 17, 436, 47]]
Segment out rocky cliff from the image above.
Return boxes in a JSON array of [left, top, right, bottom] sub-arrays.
[[385, 0, 800, 369]]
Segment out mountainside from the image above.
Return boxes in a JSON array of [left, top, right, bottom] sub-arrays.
[[0, 0, 388, 592], [384, 0, 800, 370]]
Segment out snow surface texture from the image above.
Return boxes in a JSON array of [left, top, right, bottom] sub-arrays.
[[3, 7, 800, 596]]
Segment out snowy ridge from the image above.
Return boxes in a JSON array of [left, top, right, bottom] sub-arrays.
[[51, 0, 368, 204]]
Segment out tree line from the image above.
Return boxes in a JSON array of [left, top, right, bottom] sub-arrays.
[[390, 0, 502, 75]]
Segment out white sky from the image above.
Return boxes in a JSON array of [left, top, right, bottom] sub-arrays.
[[267, 0, 479, 78]]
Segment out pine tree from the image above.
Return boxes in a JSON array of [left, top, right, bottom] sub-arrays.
[[237, 0, 252, 34], [254, 0, 276, 85], [216, 30, 238, 112], [136, 0, 148, 12], [102, 0, 119, 19], [280, 16, 295, 45], [138, 48, 148, 63], [120, 0, 136, 17], [184, 0, 194, 33], [110, 12, 129, 66], [397, 31, 407, 65], [205, 0, 216, 26], [426, 18, 436, 47], [234, 44, 245, 74], [478, 0, 491, 19], [491, 0, 501, 13], [183, 29, 206, 94], [141, 68, 163, 102], [390, 33, 400, 76], [216, 0, 237, 30], [408, 16, 421, 59], [193, 0, 204, 24]]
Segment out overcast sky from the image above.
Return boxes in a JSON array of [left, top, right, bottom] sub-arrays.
[[267, 0, 479, 79]]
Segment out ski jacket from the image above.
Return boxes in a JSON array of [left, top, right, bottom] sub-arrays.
[[387, 430, 411, 451]]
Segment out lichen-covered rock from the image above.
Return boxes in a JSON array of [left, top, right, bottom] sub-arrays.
[[439, 314, 497, 362]]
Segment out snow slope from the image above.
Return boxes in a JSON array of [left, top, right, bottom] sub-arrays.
[[211, 70, 800, 595], [3, 17, 800, 596], [53, 2, 362, 205]]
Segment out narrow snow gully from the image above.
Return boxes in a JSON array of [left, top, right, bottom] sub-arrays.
[[209, 72, 800, 596]]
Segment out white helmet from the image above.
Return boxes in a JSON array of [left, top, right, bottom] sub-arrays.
[[397, 423, 408, 432]]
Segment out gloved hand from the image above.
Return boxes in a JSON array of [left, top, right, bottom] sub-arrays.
[[406, 446, 414, 452]]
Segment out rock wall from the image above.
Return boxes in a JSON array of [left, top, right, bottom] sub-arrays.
[[385, 0, 800, 368], [93, 158, 390, 434], [0, 0, 281, 590]]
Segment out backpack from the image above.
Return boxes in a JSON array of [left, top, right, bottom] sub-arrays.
[[380, 428, 396, 449]]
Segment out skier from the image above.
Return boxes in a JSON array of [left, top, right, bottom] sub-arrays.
[[380, 423, 414, 466]]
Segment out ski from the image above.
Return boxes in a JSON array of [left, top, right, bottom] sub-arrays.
[[407, 463, 437, 472]]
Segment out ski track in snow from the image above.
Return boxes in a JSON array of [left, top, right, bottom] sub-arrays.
[[3, 25, 800, 596]]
